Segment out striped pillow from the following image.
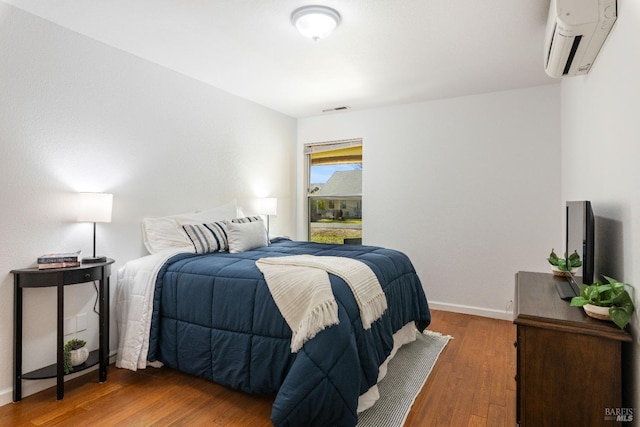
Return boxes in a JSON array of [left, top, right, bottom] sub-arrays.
[[231, 216, 263, 223], [182, 222, 229, 254]]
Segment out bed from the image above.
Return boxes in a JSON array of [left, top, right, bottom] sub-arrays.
[[115, 204, 430, 427]]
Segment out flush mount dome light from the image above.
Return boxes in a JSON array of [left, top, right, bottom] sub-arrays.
[[291, 5, 341, 41]]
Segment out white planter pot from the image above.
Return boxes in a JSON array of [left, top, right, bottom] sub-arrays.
[[583, 304, 611, 321], [551, 266, 577, 277], [70, 347, 89, 366]]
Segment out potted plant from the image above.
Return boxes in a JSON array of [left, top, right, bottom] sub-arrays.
[[63, 338, 88, 374], [547, 249, 581, 276], [570, 276, 635, 329]]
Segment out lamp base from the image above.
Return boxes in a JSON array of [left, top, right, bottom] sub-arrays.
[[82, 256, 107, 264]]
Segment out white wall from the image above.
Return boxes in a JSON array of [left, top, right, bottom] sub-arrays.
[[560, 0, 640, 412], [0, 4, 296, 404], [298, 85, 562, 319]]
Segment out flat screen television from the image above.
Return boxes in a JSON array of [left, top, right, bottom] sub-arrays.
[[566, 200, 595, 285], [556, 201, 595, 299]]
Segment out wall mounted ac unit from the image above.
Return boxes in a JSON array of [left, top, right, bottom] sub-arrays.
[[544, 0, 617, 78]]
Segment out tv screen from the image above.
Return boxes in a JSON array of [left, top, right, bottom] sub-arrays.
[[566, 201, 595, 285]]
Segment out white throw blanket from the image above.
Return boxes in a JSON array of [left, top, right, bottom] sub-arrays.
[[256, 255, 388, 352]]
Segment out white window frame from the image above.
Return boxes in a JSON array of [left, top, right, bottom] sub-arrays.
[[304, 138, 363, 242]]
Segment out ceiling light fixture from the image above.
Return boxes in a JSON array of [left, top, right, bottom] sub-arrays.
[[291, 5, 341, 41]]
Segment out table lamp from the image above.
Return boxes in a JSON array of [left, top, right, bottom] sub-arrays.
[[77, 192, 113, 263], [257, 197, 277, 235]]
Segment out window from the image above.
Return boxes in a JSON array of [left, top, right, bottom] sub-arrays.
[[305, 139, 362, 244]]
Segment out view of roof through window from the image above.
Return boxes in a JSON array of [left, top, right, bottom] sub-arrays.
[[310, 164, 361, 184]]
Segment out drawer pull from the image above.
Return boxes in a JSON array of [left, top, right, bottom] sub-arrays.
[[84, 273, 91, 279]]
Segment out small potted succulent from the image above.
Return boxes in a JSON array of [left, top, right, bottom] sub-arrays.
[[64, 338, 88, 374], [570, 276, 635, 329], [547, 249, 582, 277]]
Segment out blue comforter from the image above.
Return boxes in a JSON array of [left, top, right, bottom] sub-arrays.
[[148, 240, 430, 426]]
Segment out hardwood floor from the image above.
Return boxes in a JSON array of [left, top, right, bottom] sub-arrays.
[[0, 310, 516, 426], [405, 310, 517, 427]]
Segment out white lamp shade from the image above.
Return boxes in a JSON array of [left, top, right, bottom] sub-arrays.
[[258, 198, 278, 216], [292, 6, 340, 40], [77, 193, 113, 223]]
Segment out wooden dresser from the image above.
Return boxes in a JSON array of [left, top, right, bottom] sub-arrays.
[[514, 271, 632, 426]]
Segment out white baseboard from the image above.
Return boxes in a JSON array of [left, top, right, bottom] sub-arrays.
[[0, 353, 117, 408], [429, 300, 514, 321], [0, 386, 13, 409]]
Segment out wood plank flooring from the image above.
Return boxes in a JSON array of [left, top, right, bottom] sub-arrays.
[[0, 310, 516, 426], [404, 310, 517, 426]]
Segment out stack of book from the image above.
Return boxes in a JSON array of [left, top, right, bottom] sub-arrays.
[[37, 251, 81, 270]]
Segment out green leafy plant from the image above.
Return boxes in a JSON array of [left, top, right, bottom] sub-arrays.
[[63, 339, 86, 374], [547, 248, 582, 271], [570, 276, 635, 329]]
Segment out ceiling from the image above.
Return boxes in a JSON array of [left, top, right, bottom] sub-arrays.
[[3, 0, 557, 118]]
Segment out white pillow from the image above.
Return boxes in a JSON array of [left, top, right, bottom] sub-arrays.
[[226, 219, 269, 253], [142, 200, 238, 254]]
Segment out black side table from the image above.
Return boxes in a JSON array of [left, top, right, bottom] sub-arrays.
[[11, 259, 114, 401]]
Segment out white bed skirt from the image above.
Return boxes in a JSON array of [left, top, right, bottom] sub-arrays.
[[357, 321, 418, 412]]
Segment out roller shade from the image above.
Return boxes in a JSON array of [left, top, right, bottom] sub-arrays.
[[311, 146, 362, 166], [305, 139, 362, 165]]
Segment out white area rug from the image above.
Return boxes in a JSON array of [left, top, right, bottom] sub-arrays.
[[357, 330, 452, 426]]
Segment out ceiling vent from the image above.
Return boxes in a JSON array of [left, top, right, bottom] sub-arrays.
[[322, 106, 351, 113]]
